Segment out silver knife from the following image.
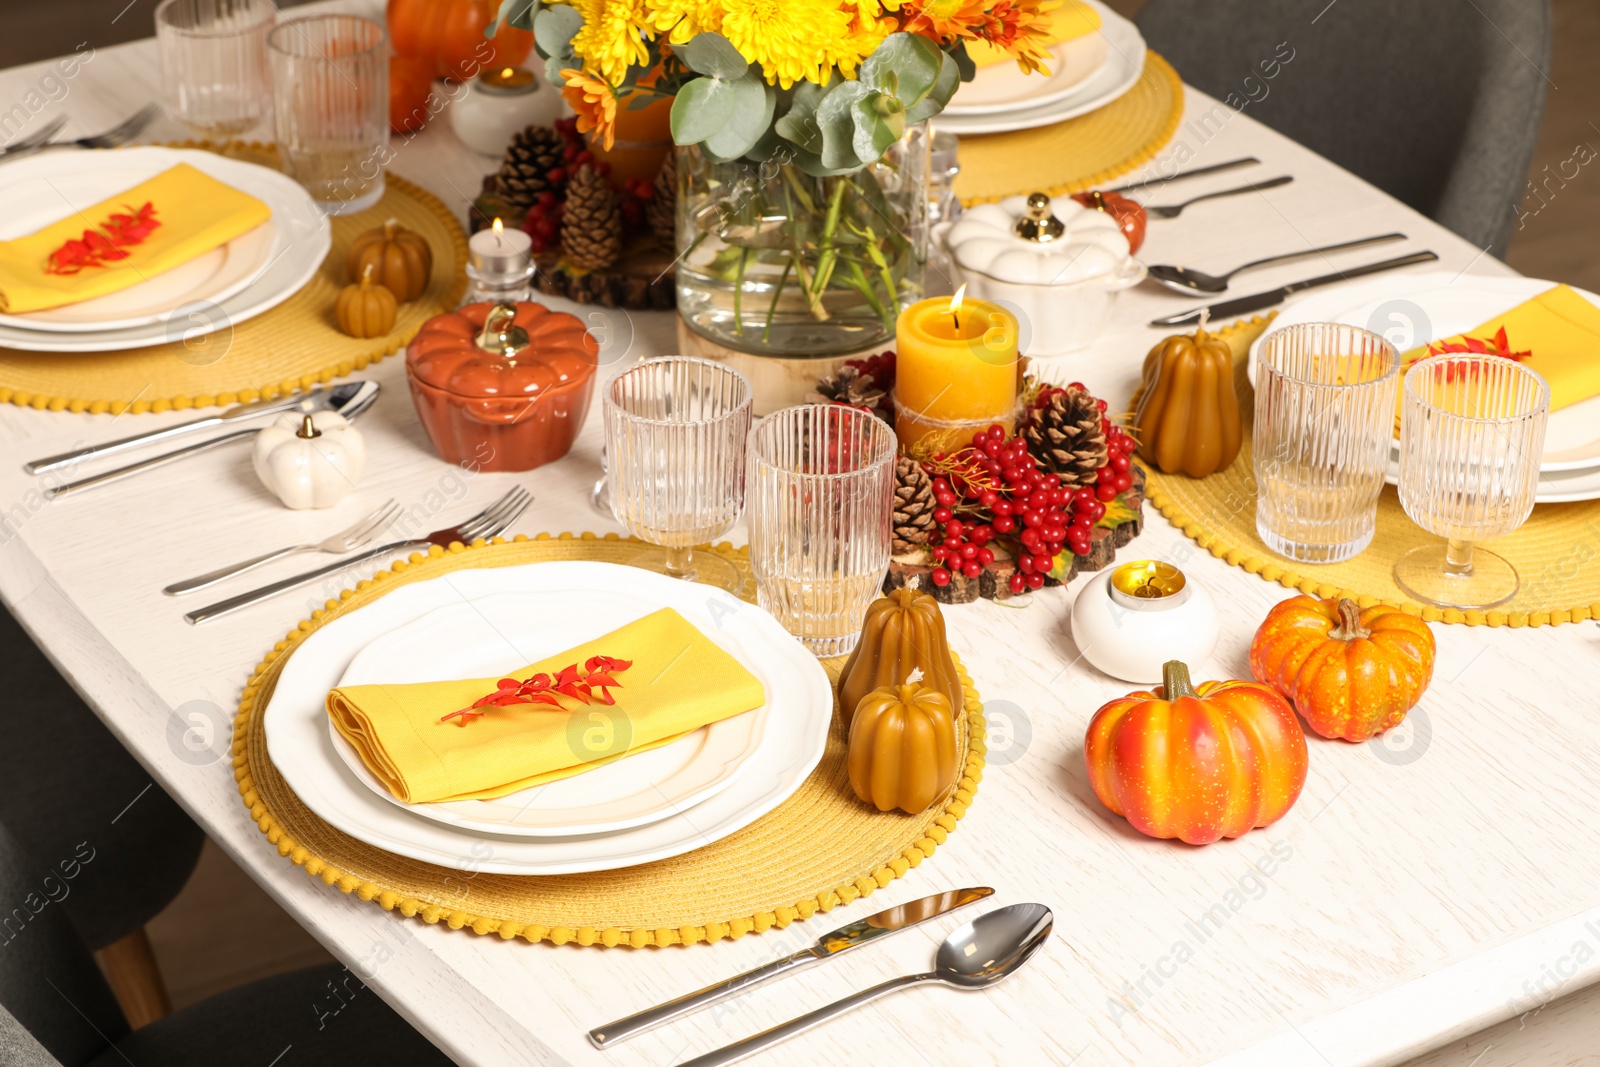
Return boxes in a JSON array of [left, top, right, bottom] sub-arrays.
[[1149, 250, 1441, 327], [587, 886, 994, 1049], [43, 381, 380, 499], [1103, 155, 1260, 195], [25, 381, 373, 475]]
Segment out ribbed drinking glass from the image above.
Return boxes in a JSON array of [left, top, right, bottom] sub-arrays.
[[747, 405, 896, 657], [1254, 322, 1399, 563], [1395, 355, 1549, 609], [155, 0, 276, 137], [267, 14, 388, 215], [604, 357, 753, 592]]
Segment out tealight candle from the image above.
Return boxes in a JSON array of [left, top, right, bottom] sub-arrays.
[[449, 65, 562, 157], [1070, 561, 1219, 683], [893, 284, 1022, 452], [463, 218, 534, 305]]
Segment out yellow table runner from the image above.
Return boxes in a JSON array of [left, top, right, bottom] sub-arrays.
[[1142, 317, 1600, 627]]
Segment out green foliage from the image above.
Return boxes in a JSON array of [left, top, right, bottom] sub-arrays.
[[678, 32, 748, 79], [671, 71, 775, 162]]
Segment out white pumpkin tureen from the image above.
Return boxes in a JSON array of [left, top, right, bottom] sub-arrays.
[[946, 192, 1146, 357]]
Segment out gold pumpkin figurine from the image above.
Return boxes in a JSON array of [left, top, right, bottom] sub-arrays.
[[1133, 321, 1242, 478], [346, 217, 434, 303], [335, 264, 398, 339], [848, 683, 958, 815], [837, 588, 963, 728]]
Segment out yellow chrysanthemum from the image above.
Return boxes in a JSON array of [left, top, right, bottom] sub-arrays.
[[717, 0, 855, 87], [642, 0, 723, 43], [568, 0, 654, 86], [823, 15, 894, 80]]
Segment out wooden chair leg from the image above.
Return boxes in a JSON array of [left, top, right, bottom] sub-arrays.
[[94, 927, 172, 1029]]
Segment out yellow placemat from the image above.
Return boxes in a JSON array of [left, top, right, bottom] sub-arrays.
[[955, 51, 1185, 204], [235, 533, 987, 947], [0, 142, 468, 415], [1142, 317, 1600, 628]]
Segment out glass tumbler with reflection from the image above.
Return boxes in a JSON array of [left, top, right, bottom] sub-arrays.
[[155, 0, 276, 137], [747, 404, 896, 657], [604, 357, 753, 592], [1253, 322, 1399, 563], [1395, 354, 1549, 609]]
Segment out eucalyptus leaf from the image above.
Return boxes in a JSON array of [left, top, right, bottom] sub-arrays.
[[544, 54, 573, 86], [816, 80, 873, 170], [773, 81, 826, 153], [678, 32, 748, 79], [860, 33, 943, 107], [671, 76, 736, 145], [488, 0, 536, 34], [851, 92, 903, 164], [534, 5, 583, 57], [906, 51, 959, 123], [703, 77, 775, 160], [951, 42, 976, 83]]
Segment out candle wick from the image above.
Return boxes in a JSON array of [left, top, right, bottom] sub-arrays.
[[952, 309, 961, 331]]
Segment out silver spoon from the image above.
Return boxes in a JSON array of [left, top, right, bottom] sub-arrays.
[[1147, 232, 1407, 294], [1144, 175, 1294, 219], [674, 903, 1053, 1067]]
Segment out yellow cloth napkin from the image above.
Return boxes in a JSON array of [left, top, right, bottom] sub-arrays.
[[966, 0, 1101, 69], [327, 607, 766, 804], [1399, 284, 1600, 413], [0, 163, 271, 313]]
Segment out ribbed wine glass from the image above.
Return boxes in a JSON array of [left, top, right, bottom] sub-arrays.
[[1253, 322, 1399, 563], [747, 404, 896, 657], [604, 357, 753, 592], [1395, 354, 1549, 609], [155, 0, 276, 137]]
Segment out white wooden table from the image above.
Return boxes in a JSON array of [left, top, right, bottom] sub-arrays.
[[4, 12, 1599, 1067]]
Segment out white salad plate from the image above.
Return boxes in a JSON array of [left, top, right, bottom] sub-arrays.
[[264, 561, 833, 875], [0, 147, 329, 352], [934, 2, 1145, 135], [944, 23, 1108, 114], [326, 591, 770, 838]]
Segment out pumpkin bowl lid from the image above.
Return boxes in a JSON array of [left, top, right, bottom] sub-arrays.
[[405, 301, 600, 400]]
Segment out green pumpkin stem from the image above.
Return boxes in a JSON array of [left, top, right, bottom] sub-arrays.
[[1328, 598, 1371, 641], [1161, 660, 1197, 700]]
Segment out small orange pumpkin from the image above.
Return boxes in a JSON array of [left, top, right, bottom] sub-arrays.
[[347, 218, 433, 303], [335, 264, 397, 338], [848, 683, 958, 815], [1084, 660, 1307, 845], [1250, 596, 1436, 742]]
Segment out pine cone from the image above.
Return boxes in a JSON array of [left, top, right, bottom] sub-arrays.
[[560, 164, 623, 271], [1024, 385, 1107, 486], [892, 456, 938, 555], [647, 153, 677, 250], [807, 365, 888, 421], [497, 125, 566, 213]]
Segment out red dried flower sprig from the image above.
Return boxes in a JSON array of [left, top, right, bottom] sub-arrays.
[[45, 202, 161, 275], [1417, 327, 1532, 384], [439, 655, 633, 726]]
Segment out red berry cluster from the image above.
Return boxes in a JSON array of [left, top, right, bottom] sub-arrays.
[[1064, 380, 1137, 503], [845, 350, 896, 390], [925, 424, 1108, 594], [617, 175, 654, 235], [522, 190, 563, 253], [520, 118, 610, 254]]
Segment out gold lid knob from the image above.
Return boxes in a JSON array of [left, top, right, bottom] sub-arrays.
[[1013, 192, 1066, 243], [476, 303, 530, 359]]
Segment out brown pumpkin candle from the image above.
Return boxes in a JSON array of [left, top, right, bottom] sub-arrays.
[[848, 682, 958, 815], [837, 588, 963, 728], [1133, 321, 1242, 478]]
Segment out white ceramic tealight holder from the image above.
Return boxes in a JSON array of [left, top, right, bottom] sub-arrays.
[[450, 65, 564, 156], [1070, 560, 1218, 684], [945, 192, 1145, 358]]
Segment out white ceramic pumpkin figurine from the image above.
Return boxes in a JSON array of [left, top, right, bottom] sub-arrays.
[[251, 411, 366, 510]]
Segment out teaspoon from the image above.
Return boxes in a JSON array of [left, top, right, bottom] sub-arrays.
[[674, 903, 1054, 1067], [1147, 232, 1407, 294]]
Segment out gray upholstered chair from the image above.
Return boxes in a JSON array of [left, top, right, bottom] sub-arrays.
[[1136, 0, 1553, 259], [0, 819, 453, 1066]]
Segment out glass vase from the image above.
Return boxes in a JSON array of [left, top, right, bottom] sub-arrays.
[[674, 127, 930, 357]]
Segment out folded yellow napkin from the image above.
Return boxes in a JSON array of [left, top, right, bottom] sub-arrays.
[[966, 0, 1100, 69], [1399, 284, 1600, 412], [327, 607, 766, 804], [0, 163, 271, 313]]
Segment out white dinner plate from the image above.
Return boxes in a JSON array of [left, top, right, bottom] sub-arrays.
[[0, 147, 329, 353], [1247, 272, 1600, 495], [944, 24, 1108, 114], [263, 561, 833, 875], [934, 6, 1145, 135], [325, 591, 769, 837], [5, 221, 276, 331]]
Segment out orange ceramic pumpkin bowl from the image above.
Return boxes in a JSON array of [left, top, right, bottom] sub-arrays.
[[1250, 596, 1436, 742], [405, 301, 598, 472], [1084, 660, 1308, 845]]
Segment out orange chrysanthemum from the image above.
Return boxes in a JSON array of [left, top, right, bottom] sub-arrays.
[[560, 68, 620, 150], [899, 0, 1056, 75]]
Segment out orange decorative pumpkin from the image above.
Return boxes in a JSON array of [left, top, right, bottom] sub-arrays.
[[335, 264, 397, 338], [347, 219, 433, 303], [848, 683, 959, 815], [1249, 596, 1436, 742], [1084, 660, 1308, 845], [1071, 189, 1147, 253], [387, 0, 534, 82], [390, 54, 435, 134]]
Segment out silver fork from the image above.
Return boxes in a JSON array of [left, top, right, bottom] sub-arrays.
[[163, 500, 403, 597], [184, 488, 534, 625], [0, 104, 159, 164], [1144, 175, 1295, 219], [0, 115, 69, 158]]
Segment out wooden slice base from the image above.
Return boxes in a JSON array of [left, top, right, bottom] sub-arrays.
[[533, 240, 676, 310]]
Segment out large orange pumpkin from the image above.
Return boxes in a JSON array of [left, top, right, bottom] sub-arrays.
[[390, 54, 435, 134], [1084, 660, 1308, 845], [1250, 596, 1436, 742], [388, 0, 534, 82]]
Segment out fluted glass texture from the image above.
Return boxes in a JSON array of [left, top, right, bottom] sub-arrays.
[[156, 0, 276, 136]]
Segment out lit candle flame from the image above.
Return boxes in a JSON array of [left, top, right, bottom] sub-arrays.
[[492, 217, 504, 235], [949, 283, 966, 331], [501, 67, 515, 78]]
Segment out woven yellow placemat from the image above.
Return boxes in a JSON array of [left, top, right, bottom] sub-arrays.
[[0, 142, 468, 415], [1142, 317, 1600, 627], [954, 51, 1184, 204], [235, 532, 987, 946]]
